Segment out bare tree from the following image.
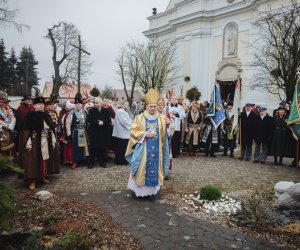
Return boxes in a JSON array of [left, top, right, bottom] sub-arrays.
[[0, 0, 29, 32], [117, 40, 180, 105], [116, 45, 140, 107], [251, 0, 300, 101], [71, 34, 91, 94], [46, 22, 79, 98], [135, 40, 179, 94]]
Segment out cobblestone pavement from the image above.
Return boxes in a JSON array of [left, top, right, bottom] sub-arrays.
[[5, 154, 299, 249], [12, 153, 299, 192], [63, 191, 285, 250]]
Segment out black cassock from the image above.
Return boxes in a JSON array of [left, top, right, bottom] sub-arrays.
[[87, 107, 112, 150]]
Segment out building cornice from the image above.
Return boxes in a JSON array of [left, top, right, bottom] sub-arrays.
[[144, 0, 269, 38]]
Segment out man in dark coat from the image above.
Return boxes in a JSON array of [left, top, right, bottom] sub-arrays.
[[19, 96, 58, 190], [239, 103, 256, 161], [269, 107, 295, 165], [87, 98, 112, 168], [253, 107, 274, 164]]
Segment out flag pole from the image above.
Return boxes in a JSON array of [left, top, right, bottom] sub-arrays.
[[297, 140, 299, 167]]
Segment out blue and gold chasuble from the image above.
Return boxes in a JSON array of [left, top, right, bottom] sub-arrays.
[[125, 111, 170, 187], [145, 118, 160, 186]]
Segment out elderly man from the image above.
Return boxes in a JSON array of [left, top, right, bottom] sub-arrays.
[[253, 107, 273, 164], [125, 88, 170, 201], [168, 96, 186, 158], [112, 100, 132, 165], [87, 98, 112, 168]]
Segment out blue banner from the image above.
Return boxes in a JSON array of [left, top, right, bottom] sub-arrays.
[[208, 84, 225, 129]]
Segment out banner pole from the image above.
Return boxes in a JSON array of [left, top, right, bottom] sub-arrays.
[[297, 140, 299, 167]]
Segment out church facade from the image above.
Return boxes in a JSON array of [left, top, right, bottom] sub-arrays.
[[144, 0, 292, 109]]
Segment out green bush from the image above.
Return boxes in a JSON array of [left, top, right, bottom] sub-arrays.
[[0, 154, 23, 232], [50, 229, 94, 250], [199, 185, 222, 201]]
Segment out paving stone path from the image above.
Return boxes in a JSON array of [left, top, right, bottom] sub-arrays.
[[5, 154, 300, 249], [29, 154, 300, 192], [63, 190, 285, 250]]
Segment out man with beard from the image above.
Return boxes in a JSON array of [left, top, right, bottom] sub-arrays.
[[87, 98, 112, 168]]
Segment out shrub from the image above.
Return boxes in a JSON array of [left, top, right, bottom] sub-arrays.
[[199, 185, 222, 201], [0, 154, 23, 232], [238, 191, 271, 229], [50, 229, 94, 250]]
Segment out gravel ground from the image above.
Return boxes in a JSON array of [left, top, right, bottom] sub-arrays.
[[5, 191, 143, 250], [162, 189, 300, 250]]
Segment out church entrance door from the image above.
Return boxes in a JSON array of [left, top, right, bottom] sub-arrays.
[[219, 81, 236, 102]]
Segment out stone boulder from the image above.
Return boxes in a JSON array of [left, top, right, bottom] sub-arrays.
[[34, 191, 53, 201], [274, 181, 294, 197], [287, 183, 300, 201], [278, 183, 300, 209]]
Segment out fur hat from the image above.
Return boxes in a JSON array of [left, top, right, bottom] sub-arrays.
[[191, 101, 200, 109], [66, 100, 75, 111], [33, 96, 45, 105], [0, 90, 7, 101]]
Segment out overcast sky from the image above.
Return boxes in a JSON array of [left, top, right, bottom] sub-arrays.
[[1, 0, 169, 90]]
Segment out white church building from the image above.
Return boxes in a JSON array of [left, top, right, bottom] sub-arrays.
[[144, 0, 292, 109]]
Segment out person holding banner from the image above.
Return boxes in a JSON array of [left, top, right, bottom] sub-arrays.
[[287, 78, 300, 167], [221, 101, 237, 157]]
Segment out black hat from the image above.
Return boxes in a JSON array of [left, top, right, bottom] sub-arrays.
[[279, 101, 285, 106], [245, 103, 252, 107], [259, 107, 267, 112], [22, 95, 33, 101], [74, 92, 83, 104], [33, 96, 45, 104], [277, 106, 286, 111]]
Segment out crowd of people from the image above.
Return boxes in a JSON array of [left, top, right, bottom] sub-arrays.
[[0, 89, 298, 194]]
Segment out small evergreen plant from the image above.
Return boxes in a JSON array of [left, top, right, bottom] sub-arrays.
[[0, 154, 23, 231], [199, 185, 222, 201]]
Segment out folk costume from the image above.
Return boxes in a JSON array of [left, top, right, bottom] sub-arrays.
[[0, 91, 16, 160], [16, 95, 34, 125], [222, 104, 237, 157], [125, 89, 170, 199], [66, 97, 89, 169], [87, 103, 112, 168], [253, 107, 274, 163], [184, 102, 203, 156], [239, 104, 256, 160], [59, 100, 75, 165], [20, 97, 58, 190], [45, 98, 60, 171], [201, 115, 220, 157]]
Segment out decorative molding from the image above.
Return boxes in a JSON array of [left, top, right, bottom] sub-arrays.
[[144, 0, 270, 38]]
